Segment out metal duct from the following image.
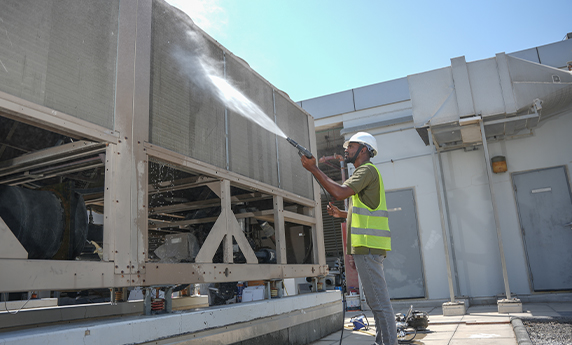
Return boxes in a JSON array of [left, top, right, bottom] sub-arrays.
[[507, 55, 572, 117], [409, 52, 572, 146]]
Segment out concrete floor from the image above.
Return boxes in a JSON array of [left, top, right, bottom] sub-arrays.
[[310, 302, 572, 345]]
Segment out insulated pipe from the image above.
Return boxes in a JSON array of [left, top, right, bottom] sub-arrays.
[[428, 127, 456, 303], [317, 154, 348, 209], [318, 154, 343, 164], [479, 120, 513, 300]]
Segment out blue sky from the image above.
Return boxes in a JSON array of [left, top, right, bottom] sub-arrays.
[[166, 0, 571, 102]]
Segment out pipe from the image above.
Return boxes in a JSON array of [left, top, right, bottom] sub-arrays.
[[428, 127, 456, 303], [479, 119, 513, 300], [318, 154, 344, 164]]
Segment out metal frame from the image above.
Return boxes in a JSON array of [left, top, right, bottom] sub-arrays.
[[0, 0, 327, 294]]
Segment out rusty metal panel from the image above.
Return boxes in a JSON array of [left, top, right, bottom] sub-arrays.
[[0, 0, 119, 129]]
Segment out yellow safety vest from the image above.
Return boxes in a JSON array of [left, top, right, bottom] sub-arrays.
[[350, 163, 391, 251]]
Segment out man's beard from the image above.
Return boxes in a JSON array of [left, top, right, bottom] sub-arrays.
[[344, 153, 355, 164]]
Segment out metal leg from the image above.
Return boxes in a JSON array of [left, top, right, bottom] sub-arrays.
[[143, 288, 152, 315], [165, 287, 173, 313]]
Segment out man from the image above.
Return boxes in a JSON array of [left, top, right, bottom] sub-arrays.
[[301, 132, 397, 345]]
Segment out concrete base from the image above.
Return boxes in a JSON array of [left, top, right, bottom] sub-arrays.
[[0, 296, 208, 331], [0, 291, 342, 345], [455, 297, 470, 309], [442, 301, 466, 316], [498, 298, 523, 313]]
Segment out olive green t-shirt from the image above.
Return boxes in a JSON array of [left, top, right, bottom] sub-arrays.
[[343, 163, 387, 256]]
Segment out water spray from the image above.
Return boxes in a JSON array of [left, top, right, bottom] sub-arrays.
[[286, 137, 313, 158]]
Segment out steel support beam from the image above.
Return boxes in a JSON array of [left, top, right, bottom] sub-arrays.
[[0, 258, 327, 293], [110, 0, 152, 278], [0, 216, 27, 259], [274, 195, 287, 264], [194, 180, 258, 264], [0, 91, 119, 143]]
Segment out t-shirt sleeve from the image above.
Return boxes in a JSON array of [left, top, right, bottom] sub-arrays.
[[343, 165, 375, 194]]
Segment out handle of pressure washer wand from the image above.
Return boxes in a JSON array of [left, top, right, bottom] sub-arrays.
[[296, 143, 313, 159], [297, 148, 313, 159]]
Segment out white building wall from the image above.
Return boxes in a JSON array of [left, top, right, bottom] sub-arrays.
[[309, 36, 572, 301], [440, 148, 506, 297], [370, 123, 452, 300], [379, 154, 451, 299], [371, 110, 572, 300], [488, 113, 572, 292]]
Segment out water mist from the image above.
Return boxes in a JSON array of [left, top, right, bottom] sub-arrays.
[[172, 30, 287, 139]]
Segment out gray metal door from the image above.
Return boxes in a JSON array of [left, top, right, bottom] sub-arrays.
[[513, 166, 572, 291], [384, 189, 425, 299]]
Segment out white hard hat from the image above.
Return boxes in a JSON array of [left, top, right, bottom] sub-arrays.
[[343, 132, 378, 157]]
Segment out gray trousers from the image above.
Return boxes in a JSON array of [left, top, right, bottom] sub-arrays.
[[354, 253, 397, 345]]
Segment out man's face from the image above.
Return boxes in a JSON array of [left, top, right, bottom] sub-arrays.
[[344, 142, 361, 163]]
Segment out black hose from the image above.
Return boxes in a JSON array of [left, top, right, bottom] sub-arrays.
[[340, 294, 345, 345]]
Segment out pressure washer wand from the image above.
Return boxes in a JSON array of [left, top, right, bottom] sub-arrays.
[[286, 137, 313, 158]]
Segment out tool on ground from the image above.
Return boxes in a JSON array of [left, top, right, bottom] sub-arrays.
[[286, 137, 313, 158], [350, 313, 369, 331], [395, 305, 429, 343]]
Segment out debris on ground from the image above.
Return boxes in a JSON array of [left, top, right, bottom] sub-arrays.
[[522, 317, 572, 345]]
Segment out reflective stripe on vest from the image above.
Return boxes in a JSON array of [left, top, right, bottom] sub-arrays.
[[350, 163, 391, 251]]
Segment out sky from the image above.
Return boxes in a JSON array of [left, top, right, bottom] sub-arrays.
[[165, 0, 571, 102]]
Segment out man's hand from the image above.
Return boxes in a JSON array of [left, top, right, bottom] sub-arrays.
[[299, 156, 355, 201], [327, 202, 347, 218], [301, 155, 317, 172], [347, 255, 356, 269]]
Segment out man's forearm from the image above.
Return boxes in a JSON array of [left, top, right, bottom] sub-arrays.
[[307, 165, 354, 201]]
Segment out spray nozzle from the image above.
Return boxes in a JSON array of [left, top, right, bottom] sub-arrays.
[[286, 137, 313, 158]]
